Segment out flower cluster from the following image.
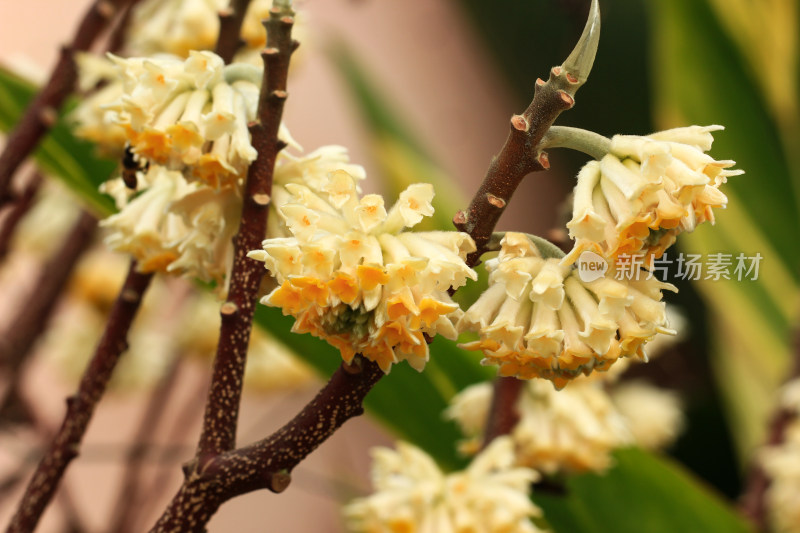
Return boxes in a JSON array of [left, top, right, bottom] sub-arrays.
[[344, 438, 544, 533], [459, 232, 675, 387], [564, 126, 742, 265], [103, 51, 267, 188], [446, 372, 683, 474], [249, 173, 476, 372], [100, 146, 365, 290]]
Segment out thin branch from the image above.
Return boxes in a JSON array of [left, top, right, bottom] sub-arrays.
[[106, 0, 145, 55], [0, 0, 134, 204], [5, 262, 152, 533], [0, 210, 98, 418], [196, 4, 297, 460], [150, 357, 383, 531], [0, 172, 42, 262], [108, 358, 183, 533], [215, 0, 254, 64], [481, 377, 525, 448], [135, 373, 211, 533], [455, 0, 599, 445]]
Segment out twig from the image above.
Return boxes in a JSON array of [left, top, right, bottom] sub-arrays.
[[0, 210, 98, 422], [5, 262, 152, 533], [149, 357, 383, 531], [481, 377, 525, 448], [0, 0, 134, 204], [108, 358, 183, 533], [106, 0, 145, 55], [455, 0, 599, 447], [215, 0, 254, 64], [135, 372, 211, 533], [196, 4, 297, 461], [0, 172, 42, 262]]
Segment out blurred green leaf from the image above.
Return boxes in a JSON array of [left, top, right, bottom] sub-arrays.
[[649, 0, 798, 458], [534, 448, 754, 533], [0, 66, 116, 216]]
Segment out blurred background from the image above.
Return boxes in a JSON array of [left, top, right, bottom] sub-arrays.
[[0, 0, 798, 531]]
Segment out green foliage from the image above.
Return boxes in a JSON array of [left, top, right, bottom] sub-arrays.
[[534, 448, 754, 533], [649, 0, 798, 457], [0, 67, 116, 215]]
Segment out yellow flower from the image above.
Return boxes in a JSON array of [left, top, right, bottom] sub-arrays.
[[459, 233, 675, 387], [564, 125, 742, 265], [249, 173, 476, 372], [344, 437, 544, 533]]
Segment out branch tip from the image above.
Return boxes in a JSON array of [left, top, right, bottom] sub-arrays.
[[561, 0, 600, 86]]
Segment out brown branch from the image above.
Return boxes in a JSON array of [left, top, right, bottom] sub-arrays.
[[149, 357, 383, 531], [108, 357, 183, 533], [481, 377, 525, 448], [197, 4, 297, 461], [136, 373, 211, 533], [455, 7, 597, 444], [106, 0, 145, 55], [4, 262, 152, 533], [0, 0, 134, 204], [0, 210, 98, 420], [215, 0, 254, 64], [0, 172, 42, 262]]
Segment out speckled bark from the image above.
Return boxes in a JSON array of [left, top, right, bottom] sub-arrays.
[[151, 359, 384, 532], [197, 6, 297, 461], [5, 263, 153, 533]]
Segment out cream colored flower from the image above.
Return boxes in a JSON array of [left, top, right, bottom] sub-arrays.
[[564, 126, 742, 265], [459, 233, 675, 387], [249, 173, 476, 372], [344, 437, 544, 533], [69, 53, 130, 157], [104, 51, 270, 188], [101, 143, 366, 291], [610, 380, 684, 450], [101, 166, 191, 274], [446, 376, 683, 474], [447, 379, 631, 473], [124, 0, 275, 58]]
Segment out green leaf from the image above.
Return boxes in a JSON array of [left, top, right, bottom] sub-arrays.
[[648, 0, 798, 458], [534, 448, 755, 533], [253, 305, 492, 470], [0, 66, 116, 216]]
